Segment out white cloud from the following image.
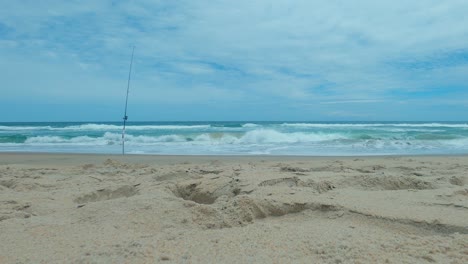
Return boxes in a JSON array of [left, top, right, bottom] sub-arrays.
[[1, 0, 468, 120], [320, 100, 385, 105]]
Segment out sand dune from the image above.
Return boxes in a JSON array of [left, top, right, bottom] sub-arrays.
[[0, 153, 467, 263]]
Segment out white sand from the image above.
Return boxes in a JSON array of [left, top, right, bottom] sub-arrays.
[[0, 153, 467, 263]]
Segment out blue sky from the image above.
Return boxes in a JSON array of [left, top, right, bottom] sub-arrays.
[[1, 0, 468, 121]]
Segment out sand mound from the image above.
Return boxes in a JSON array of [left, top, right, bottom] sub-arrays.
[[192, 195, 342, 229], [452, 189, 468, 197], [0, 179, 54, 192], [154, 171, 191, 182], [280, 165, 310, 173], [0, 200, 32, 221], [74, 185, 139, 204], [354, 175, 434, 190], [0, 179, 16, 189], [258, 177, 335, 193], [449, 176, 467, 186], [258, 177, 302, 187], [102, 159, 148, 170]]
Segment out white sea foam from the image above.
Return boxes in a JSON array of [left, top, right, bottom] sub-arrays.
[[102, 132, 187, 144], [388, 123, 468, 128], [237, 129, 345, 143], [281, 123, 468, 128], [0, 126, 54, 131], [192, 133, 239, 144], [61, 124, 212, 131], [24, 136, 65, 144], [242, 123, 260, 128], [19, 129, 347, 146], [0, 124, 212, 131], [443, 138, 468, 148], [379, 128, 446, 133], [4, 123, 468, 155], [61, 124, 121, 130], [25, 136, 103, 144]]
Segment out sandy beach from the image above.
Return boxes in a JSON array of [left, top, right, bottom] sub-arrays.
[[0, 153, 467, 263]]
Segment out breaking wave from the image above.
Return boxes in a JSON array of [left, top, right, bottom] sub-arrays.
[[61, 124, 212, 131], [19, 130, 347, 145], [0, 124, 212, 131], [2, 122, 468, 155]]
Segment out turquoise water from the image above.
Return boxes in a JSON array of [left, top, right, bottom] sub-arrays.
[[1, 121, 468, 155]]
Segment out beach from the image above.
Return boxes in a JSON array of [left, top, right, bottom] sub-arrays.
[[0, 153, 467, 263], [4, 0, 468, 262]]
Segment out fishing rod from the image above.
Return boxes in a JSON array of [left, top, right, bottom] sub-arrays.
[[122, 46, 135, 155]]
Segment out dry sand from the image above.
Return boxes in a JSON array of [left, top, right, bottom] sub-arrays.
[[0, 153, 467, 263]]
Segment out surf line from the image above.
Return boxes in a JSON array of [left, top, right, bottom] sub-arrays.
[[122, 46, 135, 155]]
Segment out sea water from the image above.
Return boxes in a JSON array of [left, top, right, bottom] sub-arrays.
[[1, 122, 468, 155]]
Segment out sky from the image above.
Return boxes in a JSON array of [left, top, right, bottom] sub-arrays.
[[1, 0, 468, 122]]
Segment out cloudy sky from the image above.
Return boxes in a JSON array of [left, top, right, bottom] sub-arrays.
[[1, 0, 468, 121]]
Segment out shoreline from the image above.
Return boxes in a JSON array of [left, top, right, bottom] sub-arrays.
[[1, 151, 468, 166]]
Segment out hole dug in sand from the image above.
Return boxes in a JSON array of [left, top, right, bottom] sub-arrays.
[[172, 175, 341, 229], [172, 176, 241, 204]]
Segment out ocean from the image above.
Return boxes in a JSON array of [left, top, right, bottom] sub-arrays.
[[1, 121, 468, 155]]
